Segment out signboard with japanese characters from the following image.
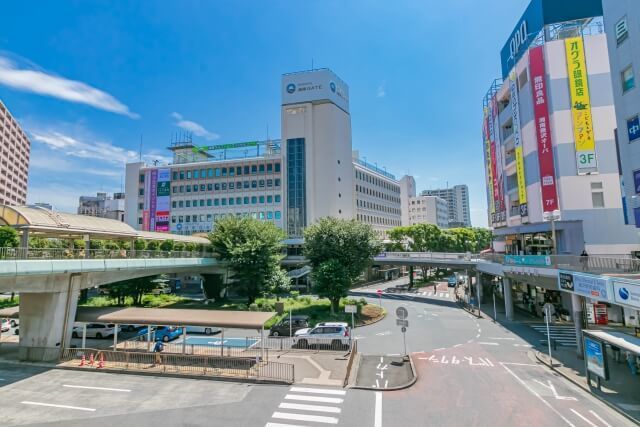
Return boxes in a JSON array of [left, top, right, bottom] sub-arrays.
[[510, 70, 528, 218]]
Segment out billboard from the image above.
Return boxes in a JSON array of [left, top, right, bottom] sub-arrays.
[[282, 69, 349, 113], [510, 71, 528, 218], [557, 271, 609, 301], [491, 95, 506, 223], [611, 279, 640, 309], [149, 169, 158, 231], [565, 37, 598, 175], [529, 46, 559, 212], [584, 336, 608, 380], [154, 168, 171, 232], [483, 107, 496, 223]]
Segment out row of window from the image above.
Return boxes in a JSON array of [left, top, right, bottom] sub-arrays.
[[355, 170, 400, 194], [171, 211, 282, 223], [138, 179, 282, 196], [356, 213, 401, 227], [168, 194, 282, 208], [356, 198, 401, 215], [355, 185, 401, 204], [139, 163, 283, 183]]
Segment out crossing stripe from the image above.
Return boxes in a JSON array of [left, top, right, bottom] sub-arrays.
[[21, 401, 96, 412], [289, 387, 346, 395], [284, 394, 344, 404], [279, 402, 341, 413], [272, 412, 338, 424], [265, 423, 306, 427]]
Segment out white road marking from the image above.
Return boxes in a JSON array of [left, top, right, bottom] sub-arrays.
[[532, 380, 577, 401], [500, 362, 540, 367], [289, 387, 346, 396], [433, 348, 445, 351], [279, 403, 341, 413], [588, 410, 612, 427], [475, 334, 481, 338], [453, 344, 462, 348], [21, 401, 96, 412], [467, 339, 473, 343], [500, 364, 575, 427], [513, 344, 533, 348], [488, 337, 515, 340], [386, 353, 400, 356], [374, 391, 382, 427], [62, 384, 131, 392], [478, 342, 499, 346], [284, 394, 344, 404], [569, 409, 597, 427], [272, 412, 338, 424], [265, 423, 307, 427], [478, 328, 482, 333]]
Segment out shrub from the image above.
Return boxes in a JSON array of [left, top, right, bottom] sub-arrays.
[[290, 290, 300, 300]]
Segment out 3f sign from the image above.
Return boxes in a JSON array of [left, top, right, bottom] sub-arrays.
[[577, 151, 597, 173], [579, 153, 595, 165]]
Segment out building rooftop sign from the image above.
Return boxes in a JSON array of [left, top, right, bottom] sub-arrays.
[[500, 0, 603, 79], [282, 68, 350, 113]]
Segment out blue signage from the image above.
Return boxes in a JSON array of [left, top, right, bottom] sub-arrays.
[[628, 115, 640, 142], [634, 169, 640, 195], [557, 271, 609, 301], [584, 337, 607, 380], [505, 255, 551, 267], [500, 0, 604, 78]]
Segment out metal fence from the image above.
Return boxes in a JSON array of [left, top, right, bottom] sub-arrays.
[[119, 337, 267, 359], [0, 247, 212, 260], [59, 348, 294, 383], [250, 336, 353, 352]]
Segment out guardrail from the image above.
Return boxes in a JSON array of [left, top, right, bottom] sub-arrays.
[[60, 347, 294, 383], [120, 337, 267, 359], [250, 335, 353, 352], [0, 247, 213, 260]]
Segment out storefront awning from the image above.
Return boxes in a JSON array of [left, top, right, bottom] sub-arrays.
[[584, 330, 640, 356]]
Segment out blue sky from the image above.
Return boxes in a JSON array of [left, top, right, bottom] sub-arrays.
[[0, 0, 529, 227]]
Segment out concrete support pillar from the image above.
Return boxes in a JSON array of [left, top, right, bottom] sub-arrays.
[[503, 277, 514, 321], [20, 229, 29, 259], [572, 293, 584, 358], [18, 276, 80, 361], [84, 238, 90, 259], [476, 272, 482, 305]]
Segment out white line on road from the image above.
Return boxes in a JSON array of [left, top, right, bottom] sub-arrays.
[[478, 328, 482, 333], [279, 403, 341, 413], [499, 364, 575, 427], [375, 391, 382, 427], [500, 362, 540, 367], [569, 409, 597, 427], [478, 342, 499, 346], [588, 410, 612, 427], [476, 334, 481, 338], [289, 387, 346, 396], [21, 401, 96, 412], [272, 412, 338, 424], [453, 344, 462, 348], [513, 344, 533, 348], [386, 354, 400, 356], [488, 337, 515, 340], [63, 384, 131, 392], [467, 339, 473, 343], [284, 395, 344, 404], [433, 348, 445, 351], [265, 423, 307, 427]]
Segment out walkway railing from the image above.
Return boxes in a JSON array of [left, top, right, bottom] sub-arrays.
[[0, 247, 214, 260]]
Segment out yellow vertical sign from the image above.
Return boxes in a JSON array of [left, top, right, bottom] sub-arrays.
[[565, 37, 597, 174], [509, 71, 528, 215]]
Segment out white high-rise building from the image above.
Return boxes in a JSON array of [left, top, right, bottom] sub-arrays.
[[0, 100, 29, 206], [422, 185, 471, 228], [408, 195, 449, 228], [399, 175, 416, 226]]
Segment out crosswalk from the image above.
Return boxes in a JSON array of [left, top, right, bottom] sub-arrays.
[[419, 290, 452, 299], [266, 386, 346, 426], [529, 324, 577, 347]]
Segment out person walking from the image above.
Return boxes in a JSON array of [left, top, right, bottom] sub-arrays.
[[152, 340, 164, 367], [627, 352, 638, 375], [580, 249, 589, 271]]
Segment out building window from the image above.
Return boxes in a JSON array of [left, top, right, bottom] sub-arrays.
[[236, 166, 242, 175], [622, 65, 635, 93], [214, 199, 220, 206], [275, 195, 281, 203], [138, 188, 144, 196], [591, 182, 605, 208], [267, 195, 273, 203], [214, 183, 220, 191], [207, 199, 212, 206], [251, 196, 257, 204], [275, 211, 281, 220], [139, 174, 145, 183], [179, 201, 184, 208], [243, 181, 250, 189], [518, 69, 528, 89], [287, 138, 306, 236], [186, 171, 191, 179], [244, 196, 249, 204], [267, 163, 273, 173], [207, 168, 213, 177], [251, 180, 257, 189], [193, 170, 199, 179], [186, 201, 191, 208], [244, 166, 250, 175], [200, 184, 205, 191], [172, 201, 177, 208], [259, 164, 265, 173], [172, 172, 178, 180], [259, 196, 265, 204], [616, 16, 629, 45], [207, 183, 213, 191], [251, 165, 257, 174], [138, 217, 143, 224]]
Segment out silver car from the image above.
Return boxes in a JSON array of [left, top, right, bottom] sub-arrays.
[[293, 322, 351, 349]]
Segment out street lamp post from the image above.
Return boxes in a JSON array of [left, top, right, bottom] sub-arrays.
[[543, 210, 561, 256]]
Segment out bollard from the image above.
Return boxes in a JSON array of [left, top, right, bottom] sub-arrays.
[[79, 354, 85, 367], [89, 353, 95, 366], [97, 353, 104, 369]]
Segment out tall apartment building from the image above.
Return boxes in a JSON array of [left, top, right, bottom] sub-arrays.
[[353, 153, 402, 239], [422, 185, 470, 228], [602, 0, 640, 229], [0, 100, 30, 206], [125, 69, 400, 239], [399, 175, 416, 226], [78, 192, 125, 222], [482, 0, 639, 255], [408, 195, 449, 228]]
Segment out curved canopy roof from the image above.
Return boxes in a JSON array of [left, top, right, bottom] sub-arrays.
[[0, 205, 209, 245]]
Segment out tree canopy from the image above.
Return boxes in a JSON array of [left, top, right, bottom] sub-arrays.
[[388, 224, 492, 253], [208, 216, 286, 304], [0, 226, 19, 249], [304, 218, 383, 313]]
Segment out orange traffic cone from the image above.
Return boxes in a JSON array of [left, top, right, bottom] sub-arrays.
[[79, 354, 85, 367], [97, 353, 104, 369], [89, 353, 95, 365]]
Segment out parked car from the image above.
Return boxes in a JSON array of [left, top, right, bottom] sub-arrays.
[[269, 315, 310, 337], [1, 319, 10, 333], [185, 325, 221, 335], [137, 326, 183, 342], [151, 285, 172, 295], [72, 323, 121, 339], [293, 322, 351, 349], [121, 324, 144, 332], [447, 276, 457, 287]]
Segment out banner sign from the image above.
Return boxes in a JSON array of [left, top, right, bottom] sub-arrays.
[[530, 46, 559, 212], [510, 71, 528, 217], [584, 337, 608, 380], [491, 96, 506, 223], [558, 271, 609, 301], [565, 37, 598, 174], [154, 168, 171, 232], [483, 107, 496, 223], [612, 279, 640, 309], [505, 255, 551, 267], [142, 170, 152, 231]]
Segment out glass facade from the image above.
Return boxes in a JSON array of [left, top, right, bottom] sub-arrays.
[[287, 138, 306, 236]]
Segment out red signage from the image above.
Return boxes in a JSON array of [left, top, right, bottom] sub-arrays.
[[142, 210, 150, 231], [529, 46, 559, 212]]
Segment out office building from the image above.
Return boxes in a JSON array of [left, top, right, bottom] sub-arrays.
[[482, 0, 639, 255], [78, 192, 125, 222], [0, 100, 30, 206], [399, 175, 417, 226], [602, 0, 640, 231], [422, 185, 471, 228], [408, 195, 449, 228], [125, 69, 399, 238]]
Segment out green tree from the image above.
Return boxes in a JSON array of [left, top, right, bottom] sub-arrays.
[[173, 242, 185, 251], [185, 242, 196, 252], [265, 267, 291, 300], [208, 216, 285, 304], [146, 240, 159, 251], [0, 226, 19, 249], [159, 239, 175, 251], [304, 218, 383, 314], [134, 239, 147, 251], [472, 228, 493, 251]]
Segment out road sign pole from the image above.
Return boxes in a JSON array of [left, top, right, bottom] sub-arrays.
[[351, 312, 355, 332], [545, 305, 553, 369], [403, 328, 407, 357], [493, 291, 497, 323]]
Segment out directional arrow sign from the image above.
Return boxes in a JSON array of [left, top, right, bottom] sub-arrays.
[[396, 319, 409, 327]]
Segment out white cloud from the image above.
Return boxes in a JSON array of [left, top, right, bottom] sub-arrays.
[[29, 151, 122, 178], [171, 112, 219, 140], [376, 83, 386, 98], [0, 55, 139, 118]]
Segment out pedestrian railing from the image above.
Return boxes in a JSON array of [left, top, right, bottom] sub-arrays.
[[119, 337, 267, 359], [60, 347, 294, 383], [250, 335, 354, 353], [0, 247, 213, 260]]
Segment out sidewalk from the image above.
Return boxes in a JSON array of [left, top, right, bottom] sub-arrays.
[[475, 299, 640, 424]]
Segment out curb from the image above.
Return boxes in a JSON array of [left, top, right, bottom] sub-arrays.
[[350, 354, 418, 391], [533, 350, 640, 426]]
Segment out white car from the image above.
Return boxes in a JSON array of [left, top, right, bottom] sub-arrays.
[[1, 319, 10, 333], [185, 326, 220, 335], [293, 322, 351, 349], [72, 323, 121, 339]]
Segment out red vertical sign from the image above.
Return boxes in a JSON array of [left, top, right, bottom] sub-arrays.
[[530, 46, 559, 212]]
